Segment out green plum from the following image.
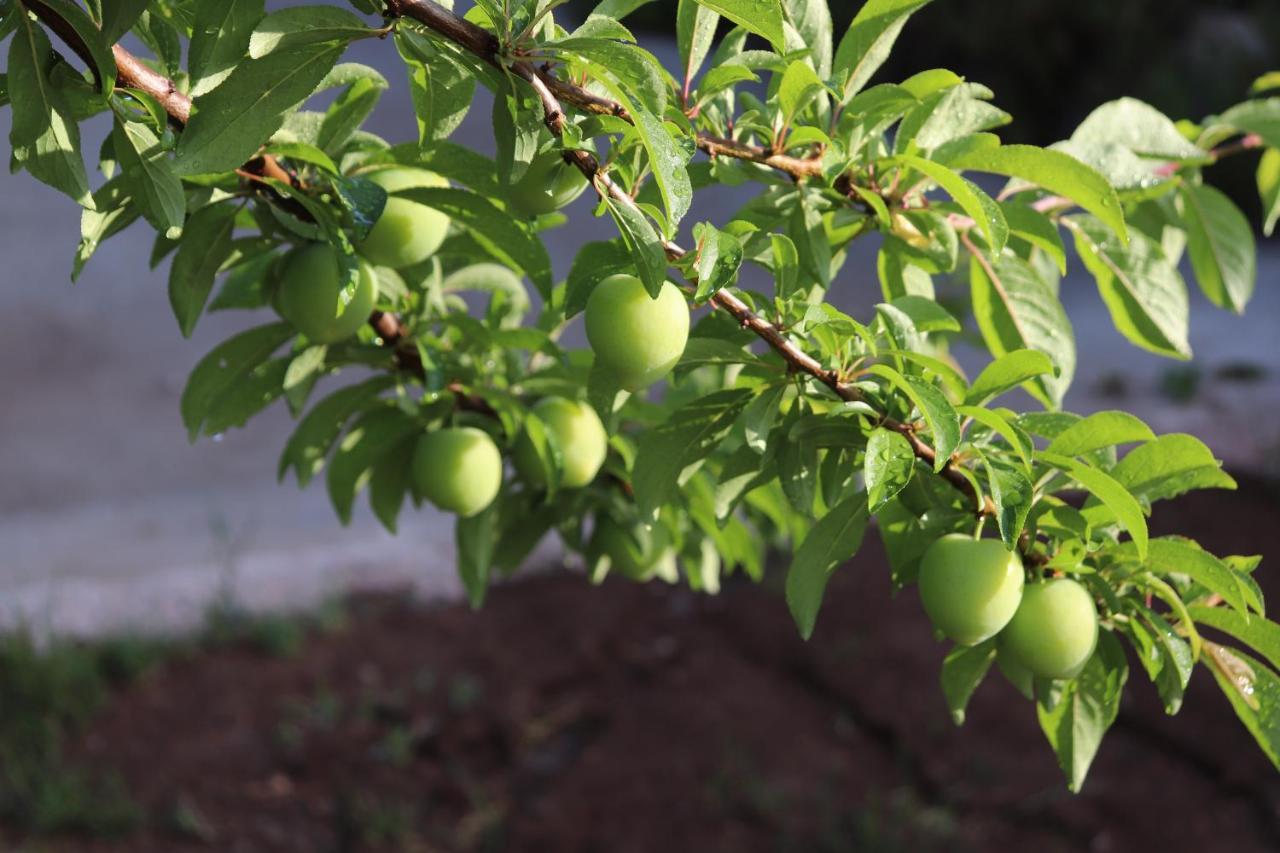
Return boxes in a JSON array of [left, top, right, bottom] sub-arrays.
[[513, 397, 609, 489], [917, 534, 1025, 645], [508, 149, 589, 216], [591, 517, 677, 581], [999, 579, 1099, 679], [584, 273, 689, 391], [275, 243, 377, 344], [411, 427, 502, 517], [356, 167, 451, 269]]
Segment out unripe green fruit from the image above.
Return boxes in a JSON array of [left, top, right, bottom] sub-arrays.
[[275, 243, 377, 344], [584, 274, 689, 391], [356, 167, 451, 269], [999, 579, 1099, 680], [917, 534, 1025, 646], [411, 427, 502, 517], [514, 398, 608, 489], [508, 149, 589, 215], [592, 517, 676, 581]]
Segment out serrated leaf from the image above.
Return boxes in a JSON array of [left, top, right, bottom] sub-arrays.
[[1001, 200, 1067, 273], [1036, 632, 1128, 792], [1204, 644, 1280, 770], [168, 202, 238, 337], [112, 118, 184, 235], [964, 349, 1055, 406], [867, 364, 960, 471], [279, 376, 397, 485], [895, 154, 1006, 253], [833, 0, 932, 101], [397, 30, 475, 145], [188, 0, 264, 97], [677, 0, 719, 84], [180, 322, 295, 441], [1044, 410, 1155, 457], [694, 0, 785, 51], [786, 492, 869, 639], [1180, 182, 1256, 313], [945, 143, 1127, 243], [247, 5, 370, 59], [968, 254, 1074, 408], [604, 194, 668, 298], [326, 408, 419, 525], [175, 42, 345, 176], [1190, 607, 1280, 673], [1071, 97, 1206, 161], [398, 187, 553, 297], [864, 428, 915, 511], [941, 639, 996, 725], [633, 389, 753, 522], [1040, 452, 1148, 558], [1117, 538, 1252, 615], [1068, 215, 1191, 360], [1110, 433, 1235, 504], [8, 13, 91, 205]]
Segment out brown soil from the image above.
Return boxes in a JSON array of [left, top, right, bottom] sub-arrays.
[[26, 478, 1280, 853]]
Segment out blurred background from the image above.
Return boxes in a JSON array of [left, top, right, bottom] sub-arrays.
[[0, 1, 1278, 850]]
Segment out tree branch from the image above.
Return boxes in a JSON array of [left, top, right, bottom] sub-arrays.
[[389, 0, 994, 519]]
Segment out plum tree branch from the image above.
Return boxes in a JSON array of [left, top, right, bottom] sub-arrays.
[[388, 0, 995, 520]]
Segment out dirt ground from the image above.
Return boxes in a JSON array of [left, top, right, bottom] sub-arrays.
[[15, 478, 1280, 853]]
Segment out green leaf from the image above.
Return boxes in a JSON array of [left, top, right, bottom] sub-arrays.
[[279, 376, 397, 486], [868, 365, 960, 472], [200, 356, 290, 436], [188, 0, 264, 97], [694, 0, 785, 51], [691, 222, 743, 300], [1257, 147, 1280, 237], [399, 187, 553, 298], [112, 118, 184, 235], [1190, 607, 1280, 673], [786, 492, 869, 639], [1121, 538, 1252, 615], [604, 194, 669, 298], [550, 36, 666, 115], [1180, 183, 1256, 314], [833, 0, 932, 102], [1071, 98, 1206, 161], [180, 322, 295, 441], [1068, 216, 1190, 359], [895, 154, 1006, 253], [964, 349, 1055, 406], [677, 0, 719, 85], [73, 179, 138, 280], [168, 202, 238, 337], [945, 143, 1127, 243], [457, 503, 499, 608], [1044, 410, 1155, 458], [1000, 200, 1067, 273], [592, 75, 691, 233], [317, 68, 387, 154], [247, 5, 371, 59], [326, 408, 419, 526], [968, 253, 1075, 407], [99, 0, 149, 43], [1040, 452, 1148, 558], [175, 42, 345, 176], [1036, 632, 1128, 792], [1110, 433, 1235, 504], [7, 12, 91, 205], [864, 428, 915, 511], [36, 0, 115, 94], [1204, 645, 1280, 771], [369, 436, 413, 534], [956, 405, 1033, 472], [397, 31, 476, 145], [941, 639, 996, 725], [782, 0, 832, 77], [884, 295, 959, 333], [633, 390, 753, 522], [984, 459, 1032, 548], [778, 59, 825, 124], [1215, 98, 1280, 149]]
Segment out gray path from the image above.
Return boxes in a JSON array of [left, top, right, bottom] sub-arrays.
[[1, 38, 1276, 636]]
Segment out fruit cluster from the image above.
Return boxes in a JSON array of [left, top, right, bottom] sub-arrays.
[[269, 164, 689, 577]]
